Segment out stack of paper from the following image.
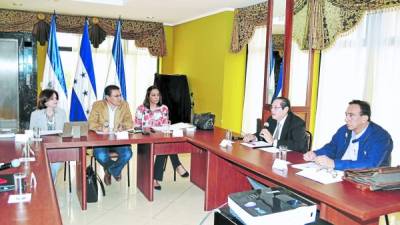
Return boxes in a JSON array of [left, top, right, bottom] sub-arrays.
[[292, 162, 344, 184], [241, 141, 272, 148], [170, 122, 195, 130], [296, 169, 344, 184], [40, 130, 63, 136], [0, 133, 15, 138]]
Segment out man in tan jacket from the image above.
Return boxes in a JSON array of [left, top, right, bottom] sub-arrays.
[[88, 85, 133, 185]]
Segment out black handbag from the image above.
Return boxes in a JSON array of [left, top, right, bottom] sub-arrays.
[[86, 165, 105, 203], [193, 112, 215, 130]]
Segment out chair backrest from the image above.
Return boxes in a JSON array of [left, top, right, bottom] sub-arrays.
[[305, 130, 313, 151], [256, 118, 262, 134]]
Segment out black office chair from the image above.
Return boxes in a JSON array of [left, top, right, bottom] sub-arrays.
[[305, 130, 313, 151], [256, 118, 262, 134]]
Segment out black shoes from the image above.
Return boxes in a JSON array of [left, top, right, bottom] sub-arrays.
[[177, 165, 189, 178], [154, 180, 161, 190], [180, 171, 189, 177], [104, 171, 112, 186]]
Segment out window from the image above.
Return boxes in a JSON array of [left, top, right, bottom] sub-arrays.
[[57, 32, 157, 113]]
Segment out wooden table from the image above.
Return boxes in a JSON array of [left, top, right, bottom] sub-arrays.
[[42, 131, 191, 210], [3, 127, 399, 225], [0, 140, 62, 225], [185, 128, 400, 225]]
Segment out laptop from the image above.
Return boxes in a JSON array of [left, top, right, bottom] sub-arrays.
[[61, 122, 89, 138]]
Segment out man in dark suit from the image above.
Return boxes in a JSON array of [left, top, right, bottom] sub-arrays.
[[244, 97, 308, 153]]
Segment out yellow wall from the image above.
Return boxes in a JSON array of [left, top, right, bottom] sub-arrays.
[[162, 11, 246, 132], [161, 26, 174, 74], [37, 43, 47, 94]]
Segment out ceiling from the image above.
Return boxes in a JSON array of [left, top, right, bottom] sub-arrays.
[[0, 0, 285, 27]]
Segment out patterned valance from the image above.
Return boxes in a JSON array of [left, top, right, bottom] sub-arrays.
[[294, 0, 400, 50], [230, 2, 268, 53], [0, 9, 166, 57], [232, 0, 400, 52], [272, 34, 284, 55]]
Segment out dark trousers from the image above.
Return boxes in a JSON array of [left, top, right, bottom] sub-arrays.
[[154, 154, 182, 181]]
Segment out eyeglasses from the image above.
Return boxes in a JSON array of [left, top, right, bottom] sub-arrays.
[[345, 112, 361, 120], [271, 106, 283, 110], [110, 94, 122, 98]]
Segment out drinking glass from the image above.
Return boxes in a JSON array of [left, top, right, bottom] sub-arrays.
[[33, 127, 41, 140], [278, 145, 288, 161], [225, 130, 232, 141], [163, 120, 171, 136], [13, 172, 26, 195]]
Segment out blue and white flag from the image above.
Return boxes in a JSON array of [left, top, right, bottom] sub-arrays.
[[267, 41, 275, 104], [272, 60, 284, 100], [105, 20, 127, 99], [70, 19, 97, 121], [42, 14, 68, 113]]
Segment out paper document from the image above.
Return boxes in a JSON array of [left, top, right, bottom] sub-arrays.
[[151, 126, 168, 132], [296, 169, 344, 184], [8, 193, 32, 203], [291, 162, 320, 170], [257, 147, 293, 153], [241, 141, 272, 148], [0, 133, 15, 138], [40, 130, 63, 136], [95, 130, 114, 135], [170, 122, 195, 130]]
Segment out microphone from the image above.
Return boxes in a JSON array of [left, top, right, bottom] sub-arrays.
[[0, 159, 21, 171]]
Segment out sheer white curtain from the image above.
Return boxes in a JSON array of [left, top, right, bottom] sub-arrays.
[[242, 27, 310, 133], [289, 41, 309, 106], [57, 32, 157, 113], [241, 27, 266, 133], [315, 10, 400, 166]]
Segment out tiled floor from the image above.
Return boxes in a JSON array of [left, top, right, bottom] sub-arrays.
[[55, 151, 215, 225]]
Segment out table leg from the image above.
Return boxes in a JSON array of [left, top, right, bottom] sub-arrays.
[[76, 146, 87, 210], [137, 143, 153, 201], [204, 152, 250, 211]]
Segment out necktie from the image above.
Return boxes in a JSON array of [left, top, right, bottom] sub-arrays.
[[273, 123, 281, 140]]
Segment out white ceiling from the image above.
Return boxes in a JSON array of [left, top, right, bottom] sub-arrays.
[[0, 0, 275, 26]]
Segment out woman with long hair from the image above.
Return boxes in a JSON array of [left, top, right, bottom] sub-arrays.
[[135, 85, 189, 190]]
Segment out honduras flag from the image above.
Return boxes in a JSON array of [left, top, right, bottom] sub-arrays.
[[272, 60, 284, 100], [42, 14, 68, 114], [105, 20, 127, 100], [70, 19, 97, 121]]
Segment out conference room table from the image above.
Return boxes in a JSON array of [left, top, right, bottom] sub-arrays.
[[2, 127, 400, 225], [0, 140, 62, 225]]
